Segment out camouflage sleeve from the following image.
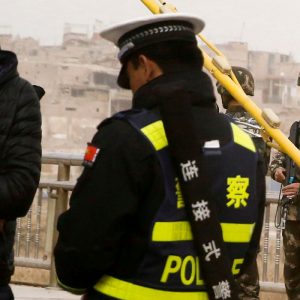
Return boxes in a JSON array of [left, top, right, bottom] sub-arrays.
[[269, 150, 286, 179]]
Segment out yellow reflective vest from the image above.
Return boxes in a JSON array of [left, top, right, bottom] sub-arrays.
[[94, 109, 259, 300]]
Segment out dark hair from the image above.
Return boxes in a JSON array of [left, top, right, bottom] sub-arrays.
[[128, 40, 203, 73]]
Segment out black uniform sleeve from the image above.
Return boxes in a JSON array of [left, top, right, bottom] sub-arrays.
[[0, 80, 42, 219], [54, 119, 152, 292]]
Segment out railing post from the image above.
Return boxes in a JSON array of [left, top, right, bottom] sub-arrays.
[[262, 203, 271, 281], [274, 226, 282, 282], [49, 162, 70, 286]]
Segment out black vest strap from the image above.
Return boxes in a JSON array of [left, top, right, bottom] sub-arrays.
[[159, 91, 239, 300]]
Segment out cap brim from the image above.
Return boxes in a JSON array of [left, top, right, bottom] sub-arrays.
[[100, 13, 205, 45]]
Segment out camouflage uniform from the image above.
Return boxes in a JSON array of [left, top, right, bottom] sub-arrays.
[[218, 66, 270, 174], [217, 66, 268, 300], [270, 151, 300, 300], [269, 150, 286, 177], [235, 257, 261, 300]]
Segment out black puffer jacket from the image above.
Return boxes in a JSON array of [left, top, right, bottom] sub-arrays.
[[0, 50, 42, 285]]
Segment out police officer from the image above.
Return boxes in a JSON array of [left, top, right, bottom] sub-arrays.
[[270, 149, 300, 300], [54, 14, 266, 300]]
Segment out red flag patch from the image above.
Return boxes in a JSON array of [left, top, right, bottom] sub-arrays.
[[83, 143, 100, 167]]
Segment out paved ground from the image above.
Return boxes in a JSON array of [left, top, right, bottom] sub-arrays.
[[11, 284, 81, 300]]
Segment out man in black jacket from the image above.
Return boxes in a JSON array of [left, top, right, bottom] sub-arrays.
[[0, 48, 43, 299], [54, 14, 265, 300]]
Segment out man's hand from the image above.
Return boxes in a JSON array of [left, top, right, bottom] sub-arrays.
[[274, 167, 286, 183], [282, 182, 300, 198]]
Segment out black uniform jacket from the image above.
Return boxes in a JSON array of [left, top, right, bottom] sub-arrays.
[[54, 70, 266, 293], [0, 50, 42, 284]]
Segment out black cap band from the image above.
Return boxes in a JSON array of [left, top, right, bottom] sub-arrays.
[[117, 21, 196, 63]]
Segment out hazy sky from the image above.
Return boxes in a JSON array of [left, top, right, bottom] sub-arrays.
[[1, 0, 300, 61]]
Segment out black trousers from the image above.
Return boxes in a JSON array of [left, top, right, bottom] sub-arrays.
[[81, 289, 116, 300]]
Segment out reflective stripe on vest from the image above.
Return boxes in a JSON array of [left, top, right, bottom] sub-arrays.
[[140, 120, 256, 153], [141, 120, 168, 150], [152, 221, 255, 243], [94, 275, 209, 300], [231, 123, 256, 152]]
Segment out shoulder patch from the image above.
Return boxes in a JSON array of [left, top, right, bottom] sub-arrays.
[[83, 143, 100, 167]]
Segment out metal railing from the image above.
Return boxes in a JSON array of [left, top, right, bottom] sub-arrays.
[[12, 152, 286, 293], [13, 152, 83, 286], [260, 193, 286, 293]]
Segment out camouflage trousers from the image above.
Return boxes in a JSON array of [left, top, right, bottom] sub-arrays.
[[283, 220, 300, 300], [235, 257, 260, 299]]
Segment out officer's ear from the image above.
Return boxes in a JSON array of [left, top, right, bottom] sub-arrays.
[[138, 54, 162, 83]]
